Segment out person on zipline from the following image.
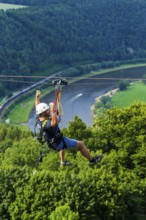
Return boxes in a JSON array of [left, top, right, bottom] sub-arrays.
[[35, 87, 103, 166]]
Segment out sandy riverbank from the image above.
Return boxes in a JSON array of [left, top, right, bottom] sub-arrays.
[[91, 88, 119, 112]]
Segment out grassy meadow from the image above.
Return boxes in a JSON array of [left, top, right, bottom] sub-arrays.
[[112, 81, 146, 107]]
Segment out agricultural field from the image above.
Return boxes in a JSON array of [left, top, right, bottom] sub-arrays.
[[0, 3, 26, 10], [112, 81, 146, 107]]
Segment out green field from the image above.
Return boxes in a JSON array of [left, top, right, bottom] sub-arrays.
[[8, 96, 34, 123], [5, 87, 53, 124], [0, 3, 26, 10], [112, 81, 146, 107]]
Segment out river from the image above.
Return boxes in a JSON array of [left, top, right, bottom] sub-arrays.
[[27, 65, 146, 129]]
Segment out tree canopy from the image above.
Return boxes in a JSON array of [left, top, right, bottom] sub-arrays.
[[0, 102, 146, 219], [0, 0, 146, 96]]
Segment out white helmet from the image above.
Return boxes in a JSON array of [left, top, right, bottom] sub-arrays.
[[36, 103, 49, 115]]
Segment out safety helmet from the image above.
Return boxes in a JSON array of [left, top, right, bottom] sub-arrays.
[[36, 103, 49, 115]]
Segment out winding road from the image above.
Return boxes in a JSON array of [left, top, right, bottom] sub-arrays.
[[0, 70, 63, 119]]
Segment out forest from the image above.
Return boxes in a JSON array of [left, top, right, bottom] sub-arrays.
[[0, 1, 146, 219], [0, 103, 146, 219], [0, 0, 146, 96]]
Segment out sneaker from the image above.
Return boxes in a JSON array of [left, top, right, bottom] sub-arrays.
[[60, 160, 71, 166], [90, 154, 103, 165]]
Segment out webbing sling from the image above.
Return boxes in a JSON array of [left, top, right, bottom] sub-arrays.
[[54, 84, 64, 116]]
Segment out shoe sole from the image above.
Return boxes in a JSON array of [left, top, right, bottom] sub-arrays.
[[90, 154, 103, 165]]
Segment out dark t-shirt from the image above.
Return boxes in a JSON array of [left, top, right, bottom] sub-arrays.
[[39, 119, 60, 139]]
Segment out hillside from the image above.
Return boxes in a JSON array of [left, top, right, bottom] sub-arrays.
[[0, 0, 146, 97]]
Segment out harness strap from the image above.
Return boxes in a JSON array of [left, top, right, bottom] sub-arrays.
[[42, 119, 48, 128], [35, 119, 66, 150], [42, 120, 65, 150]]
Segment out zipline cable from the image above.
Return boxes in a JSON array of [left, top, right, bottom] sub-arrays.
[[0, 79, 132, 85], [0, 75, 144, 81]]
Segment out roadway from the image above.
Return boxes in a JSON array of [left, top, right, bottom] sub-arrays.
[[0, 70, 63, 119]]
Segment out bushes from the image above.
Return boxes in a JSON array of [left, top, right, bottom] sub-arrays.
[[0, 106, 146, 220], [94, 96, 113, 116], [118, 80, 130, 91]]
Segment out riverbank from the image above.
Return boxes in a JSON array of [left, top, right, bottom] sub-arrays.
[[90, 88, 119, 114], [95, 88, 119, 102]]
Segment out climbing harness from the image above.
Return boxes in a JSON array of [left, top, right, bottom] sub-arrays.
[[35, 116, 66, 162], [34, 78, 68, 142], [34, 118, 49, 145], [34, 78, 68, 162]]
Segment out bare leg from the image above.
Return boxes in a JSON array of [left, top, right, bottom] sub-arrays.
[[77, 141, 93, 161], [59, 149, 65, 162], [59, 149, 71, 166]]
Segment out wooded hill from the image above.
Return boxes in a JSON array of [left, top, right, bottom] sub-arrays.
[[0, 103, 146, 219], [0, 0, 146, 97]]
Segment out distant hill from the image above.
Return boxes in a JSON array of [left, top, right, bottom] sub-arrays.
[[0, 0, 146, 96]]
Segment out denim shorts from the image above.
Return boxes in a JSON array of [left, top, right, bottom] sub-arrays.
[[56, 136, 78, 151]]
